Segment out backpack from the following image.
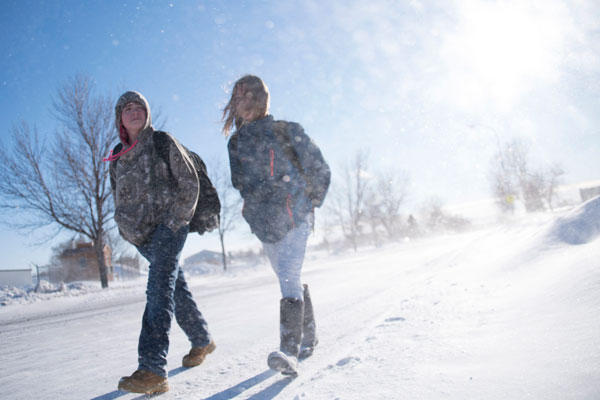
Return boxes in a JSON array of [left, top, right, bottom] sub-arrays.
[[153, 131, 220, 235], [272, 122, 312, 197], [271, 121, 330, 209], [186, 152, 220, 234]]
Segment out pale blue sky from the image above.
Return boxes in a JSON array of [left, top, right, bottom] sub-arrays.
[[1, 0, 599, 270]]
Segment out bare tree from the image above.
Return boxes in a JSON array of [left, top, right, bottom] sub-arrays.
[[504, 140, 544, 212], [317, 217, 334, 255], [364, 191, 382, 247], [0, 75, 116, 288], [376, 170, 409, 239], [421, 197, 446, 232], [490, 139, 522, 213], [328, 150, 371, 251], [490, 138, 564, 213], [354, 168, 410, 246], [521, 169, 545, 212], [210, 158, 242, 271], [490, 172, 517, 214], [420, 197, 470, 233]]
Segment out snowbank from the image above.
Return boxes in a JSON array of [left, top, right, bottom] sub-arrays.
[[0, 280, 102, 307], [0, 260, 267, 307], [551, 196, 600, 245]]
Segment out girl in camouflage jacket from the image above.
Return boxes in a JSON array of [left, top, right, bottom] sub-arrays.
[[108, 91, 215, 394]]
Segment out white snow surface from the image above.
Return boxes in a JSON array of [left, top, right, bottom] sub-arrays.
[[1, 198, 599, 399]]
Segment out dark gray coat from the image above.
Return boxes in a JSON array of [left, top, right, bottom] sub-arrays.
[[227, 115, 330, 243]]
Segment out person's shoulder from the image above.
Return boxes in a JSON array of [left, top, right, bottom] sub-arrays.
[[227, 132, 239, 148], [279, 121, 311, 146], [272, 119, 304, 134], [154, 130, 186, 152], [228, 130, 239, 140], [153, 130, 174, 143], [152, 130, 191, 163]]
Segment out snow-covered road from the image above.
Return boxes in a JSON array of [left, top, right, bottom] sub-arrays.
[[1, 204, 599, 399]]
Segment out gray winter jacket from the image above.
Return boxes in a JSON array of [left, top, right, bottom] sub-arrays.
[[109, 91, 199, 246], [228, 115, 330, 243]]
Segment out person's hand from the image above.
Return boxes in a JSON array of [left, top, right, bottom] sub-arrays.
[[198, 214, 219, 235]]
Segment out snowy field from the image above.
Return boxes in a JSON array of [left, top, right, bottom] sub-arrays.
[[1, 197, 599, 400]]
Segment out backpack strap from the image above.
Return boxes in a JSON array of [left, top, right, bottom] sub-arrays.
[[112, 142, 123, 155], [153, 131, 171, 164]]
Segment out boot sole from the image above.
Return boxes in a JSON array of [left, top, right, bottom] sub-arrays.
[[118, 380, 169, 394], [268, 351, 298, 375]]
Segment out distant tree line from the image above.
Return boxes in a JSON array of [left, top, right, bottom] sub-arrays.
[[324, 149, 470, 253]]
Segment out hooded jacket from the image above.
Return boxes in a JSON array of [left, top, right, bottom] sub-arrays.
[[109, 91, 199, 246], [227, 115, 330, 243]]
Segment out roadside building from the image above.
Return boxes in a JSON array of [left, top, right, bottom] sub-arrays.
[[0, 268, 32, 287], [54, 241, 113, 283]]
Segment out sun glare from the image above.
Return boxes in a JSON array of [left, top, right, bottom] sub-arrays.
[[440, 0, 567, 111]]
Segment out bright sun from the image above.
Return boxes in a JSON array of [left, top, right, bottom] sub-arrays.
[[440, 0, 567, 111]]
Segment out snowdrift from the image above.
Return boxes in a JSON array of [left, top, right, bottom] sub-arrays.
[[551, 195, 600, 245]]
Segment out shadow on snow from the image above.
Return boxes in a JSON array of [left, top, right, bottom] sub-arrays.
[[90, 367, 294, 400]]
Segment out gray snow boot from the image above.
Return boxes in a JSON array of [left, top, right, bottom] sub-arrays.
[[268, 297, 304, 375], [299, 284, 318, 359]]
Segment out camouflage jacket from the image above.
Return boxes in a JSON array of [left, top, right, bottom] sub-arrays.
[[109, 127, 199, 246]]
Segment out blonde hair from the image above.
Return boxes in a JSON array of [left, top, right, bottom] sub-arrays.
[[222, 75, 270, 136]]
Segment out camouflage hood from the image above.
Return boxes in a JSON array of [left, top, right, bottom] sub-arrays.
[[114, 91, 152, 146]]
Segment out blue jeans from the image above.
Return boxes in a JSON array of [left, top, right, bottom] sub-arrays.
[[262, 222, 311, 300], [136, 224, 211, 377]]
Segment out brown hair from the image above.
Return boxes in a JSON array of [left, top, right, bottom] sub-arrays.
[[222, 75, 270, 136]]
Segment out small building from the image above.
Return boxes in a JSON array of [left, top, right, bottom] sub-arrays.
[[184, 250, 221, 266], [183, 250, 222, 274], [0, 268, 32, 287], [56, 241, 113, 283]]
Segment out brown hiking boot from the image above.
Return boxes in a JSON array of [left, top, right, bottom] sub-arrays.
[[117, 369, 169, 394], [182, 340, 216, 368]]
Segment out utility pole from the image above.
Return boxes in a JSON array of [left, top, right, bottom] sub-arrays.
[[31, 263, 41, 293]]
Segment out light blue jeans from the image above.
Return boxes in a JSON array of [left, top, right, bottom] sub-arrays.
[[262, 222, 311, 300]]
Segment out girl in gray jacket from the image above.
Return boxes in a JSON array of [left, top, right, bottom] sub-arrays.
[[224, 75, 330, 375]]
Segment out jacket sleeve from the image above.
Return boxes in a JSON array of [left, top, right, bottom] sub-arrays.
[[163, 137, 200, 232], [288, 123, 331, 208]]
